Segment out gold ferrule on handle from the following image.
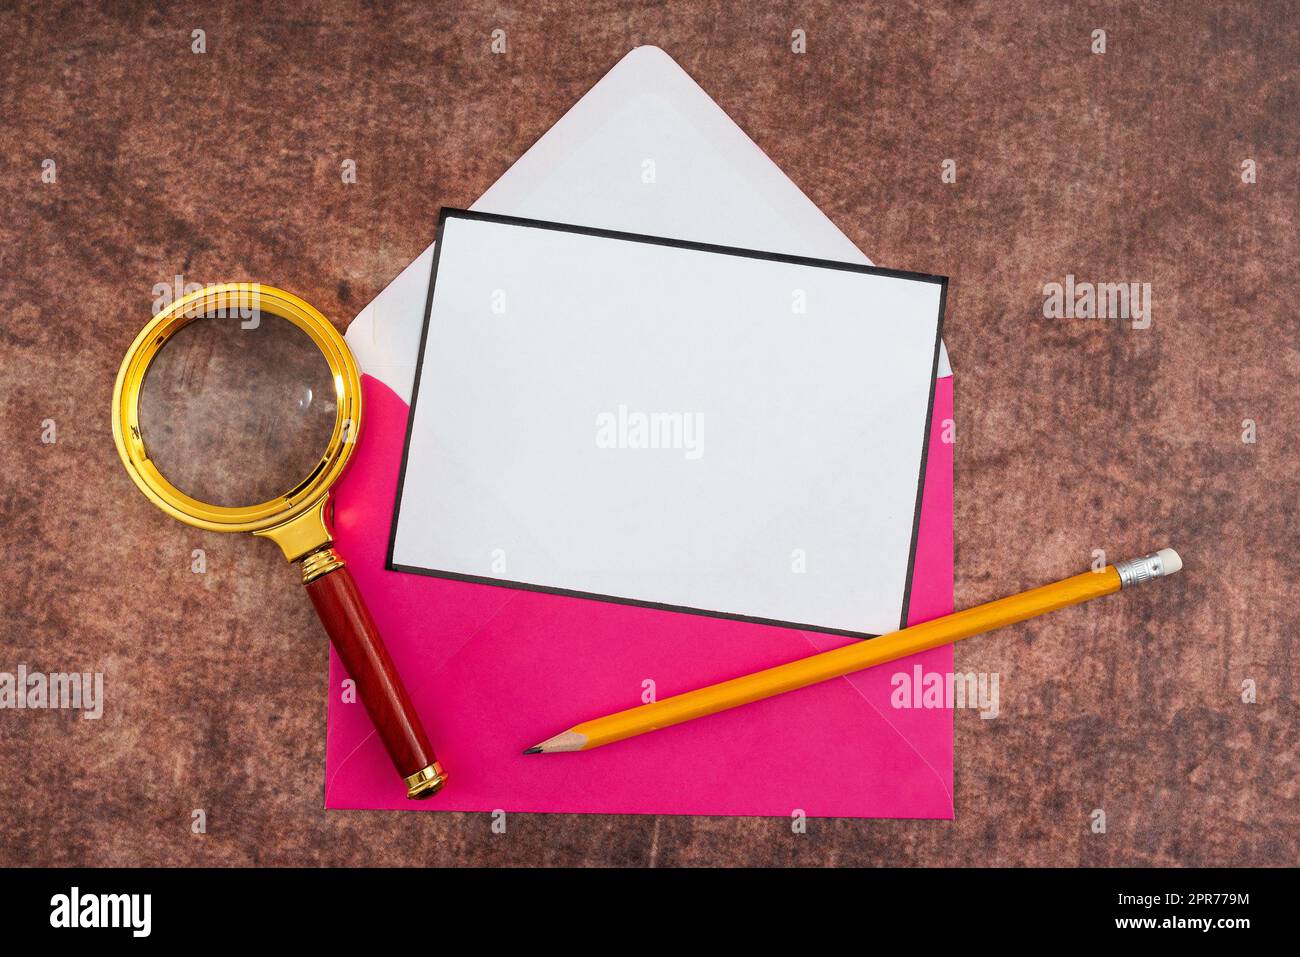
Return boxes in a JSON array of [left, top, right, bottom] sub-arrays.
[[404, 762, 448, 799], [300, 547, 346, 584]]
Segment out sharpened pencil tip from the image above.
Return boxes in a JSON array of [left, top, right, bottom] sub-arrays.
[[522, 746, 543, 755]]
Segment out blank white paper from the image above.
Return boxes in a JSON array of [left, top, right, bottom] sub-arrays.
[[389, 212, 945, 636]]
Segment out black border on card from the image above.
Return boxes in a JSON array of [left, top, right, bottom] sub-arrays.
[[385, 208, 948, 640]]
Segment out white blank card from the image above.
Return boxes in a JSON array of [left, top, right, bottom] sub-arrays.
[[388, 210, 946, 637]]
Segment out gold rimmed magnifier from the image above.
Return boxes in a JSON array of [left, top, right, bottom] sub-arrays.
[[112, 283, 445, 799]]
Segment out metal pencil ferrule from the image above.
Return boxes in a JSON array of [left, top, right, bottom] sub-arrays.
[[1115, 552, 1170, 588]]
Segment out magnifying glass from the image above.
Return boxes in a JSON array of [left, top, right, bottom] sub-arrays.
[[112, 283, 446, 799]]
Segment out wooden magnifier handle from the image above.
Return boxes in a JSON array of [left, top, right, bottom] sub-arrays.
[[301, 549, 446, 799]]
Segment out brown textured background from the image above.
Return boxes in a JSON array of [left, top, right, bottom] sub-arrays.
[[1, 1, 1296, 867]]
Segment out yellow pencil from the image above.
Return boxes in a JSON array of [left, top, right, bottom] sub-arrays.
[[525, 549, 1183, 753]]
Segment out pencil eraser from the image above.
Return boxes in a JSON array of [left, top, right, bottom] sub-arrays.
[[1157, 548, 1183, 575]]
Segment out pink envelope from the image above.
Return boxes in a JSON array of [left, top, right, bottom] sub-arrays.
[[323, 372, 954, 818]]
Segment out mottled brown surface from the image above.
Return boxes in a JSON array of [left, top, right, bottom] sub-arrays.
[[1, 1, 1296, 867]]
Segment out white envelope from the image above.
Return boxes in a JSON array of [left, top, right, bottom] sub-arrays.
[[345, 45, 951, 395]]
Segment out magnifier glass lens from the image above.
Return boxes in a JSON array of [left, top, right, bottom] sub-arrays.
[[138, 310, 339, 508]]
